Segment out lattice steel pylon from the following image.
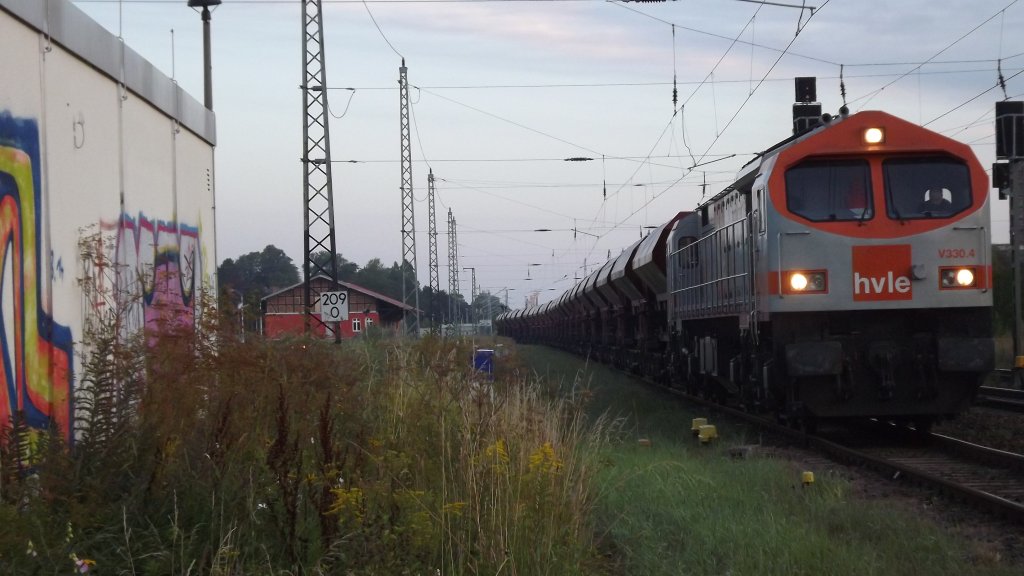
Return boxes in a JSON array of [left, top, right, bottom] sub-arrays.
[[427, 170, 440, 332], [399, 59, 420, 336], [447, 208, 459, 331], [301, 0, 339, 338]]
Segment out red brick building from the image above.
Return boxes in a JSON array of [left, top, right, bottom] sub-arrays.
[[261, 275, 415, 339]]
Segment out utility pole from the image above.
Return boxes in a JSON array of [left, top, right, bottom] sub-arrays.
[[427, 170, 440, 333], [301, 0, 340, 340], [447, 208, 459, 335], [399, 59, 420, 336]]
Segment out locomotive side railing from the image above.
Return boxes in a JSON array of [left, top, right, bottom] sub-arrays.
[[669, 213, 755, 320]]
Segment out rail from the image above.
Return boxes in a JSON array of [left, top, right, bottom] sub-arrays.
[[641, 375, 1024, 523], [976, 385, 1024, 413]]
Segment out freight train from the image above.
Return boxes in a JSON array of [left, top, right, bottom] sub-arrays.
[[497, 85, 994, 431]]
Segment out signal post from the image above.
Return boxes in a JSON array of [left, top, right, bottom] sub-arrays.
[[995, 101, 1024, 377]]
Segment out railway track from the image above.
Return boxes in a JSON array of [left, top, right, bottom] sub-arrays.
[[650, 379, 1024, 523], [808, 426, 1024, 523], [976, 385, 1024, 413]]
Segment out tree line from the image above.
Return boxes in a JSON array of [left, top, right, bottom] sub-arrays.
[[217, 245, 507, 328]]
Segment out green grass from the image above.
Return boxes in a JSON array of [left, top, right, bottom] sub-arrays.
[[520, 344, 1020, 576]]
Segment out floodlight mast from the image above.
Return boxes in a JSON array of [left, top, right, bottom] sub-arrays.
[[187, 0, 220, 110]]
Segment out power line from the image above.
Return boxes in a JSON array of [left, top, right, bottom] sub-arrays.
[[414, 86, 605, 158], [610, 0, 838, 66], [583, 0, 829, 266], [331, 153, 746, 164], [360, 0, 403, 58], [74, 0, 609, 3], [589, 1, 767, 226], [851, 0, 1020, 109], [923, 67, 1024, 127], [324, 64, 1024, 91], [438, 178, 586, 220]]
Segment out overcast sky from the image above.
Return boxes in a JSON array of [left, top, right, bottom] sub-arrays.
[[73, 0, 1024, 307]]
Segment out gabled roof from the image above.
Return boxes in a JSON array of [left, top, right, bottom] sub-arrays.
[[261, 274, 416, 312]]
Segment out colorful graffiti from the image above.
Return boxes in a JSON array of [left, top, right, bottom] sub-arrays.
[[0, 112, 74, 440], [106, 212, 201, 334]]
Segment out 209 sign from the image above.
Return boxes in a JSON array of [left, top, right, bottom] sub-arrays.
[[320, 291, 349, 322]]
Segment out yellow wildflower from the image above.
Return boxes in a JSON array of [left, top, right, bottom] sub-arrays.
[[442, 501, 467, 517], [484, 438, 509, 468], [326, 487, 364, 520], [527, 442, 563, 476]]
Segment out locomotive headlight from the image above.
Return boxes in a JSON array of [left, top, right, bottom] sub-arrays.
[[956, 268, 975, 287], [786, 270, 827, 293], [864, 127, 885, 144], [940, 267, 978, 289], [790, 273, 809, 291]]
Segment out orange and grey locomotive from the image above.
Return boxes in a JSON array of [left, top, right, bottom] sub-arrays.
[[498, 103, 993, 429]]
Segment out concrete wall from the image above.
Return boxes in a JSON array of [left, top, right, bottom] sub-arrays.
[[0, 0, 216, 440]]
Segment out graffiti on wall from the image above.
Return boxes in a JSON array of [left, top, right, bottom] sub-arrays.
[[0, 112, 74, 439], [83, 213, 203, 337], [2, 110, 206, 442], [101, 212, 201, 334]]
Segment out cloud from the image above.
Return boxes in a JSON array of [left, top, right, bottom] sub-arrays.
[[352, 2, 663, 63]]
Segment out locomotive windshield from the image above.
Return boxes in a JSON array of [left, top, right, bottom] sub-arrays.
[[784, 160, 872, 222], [883, 157, 971, 219]]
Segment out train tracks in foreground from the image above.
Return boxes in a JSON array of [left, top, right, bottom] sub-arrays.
[[654, 383, 1024, 523], [807, 426, 1024, 523], [976, 385, 1024, 414]]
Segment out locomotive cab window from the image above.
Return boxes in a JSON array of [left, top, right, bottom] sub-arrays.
[[784, 160, 873, 222], [883, 157, 971, 220]]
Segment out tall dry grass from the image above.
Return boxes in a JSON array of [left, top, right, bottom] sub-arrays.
[[0, 302, 609, 574]]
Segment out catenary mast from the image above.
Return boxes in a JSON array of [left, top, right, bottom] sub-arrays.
[[427, 170, 440, 332], [301, 0, 339, 339], [399, 59, 420, 335], [448, 208, 460, 333]]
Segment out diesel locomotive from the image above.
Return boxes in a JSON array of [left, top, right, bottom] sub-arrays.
[[497, 90, 994, 430]]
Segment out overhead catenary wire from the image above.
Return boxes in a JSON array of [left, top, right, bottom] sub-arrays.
[[414, 85, 606, 159], [923, 67, 1024, 127], [588, 0, 766, 232], [361, 0, 403, 59], [999, 8, 1009, 99], [941, 88, 1024, 137], [326, 88, 357, 119], [586, 0, 828, 257], [324, 63, 1024, 92], [611, 0, 834, 66], [851, 0, 1020, 110]]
